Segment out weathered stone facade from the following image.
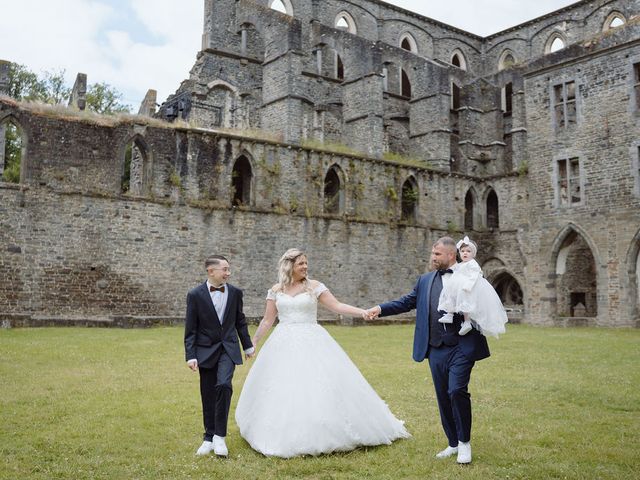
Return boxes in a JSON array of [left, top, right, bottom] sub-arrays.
[[1, 0, 639, 327]]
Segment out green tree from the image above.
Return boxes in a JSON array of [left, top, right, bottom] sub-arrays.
[[86, 81, 130, 114]]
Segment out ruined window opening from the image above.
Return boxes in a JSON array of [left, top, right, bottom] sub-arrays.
[[502, 82, 513, 115], [633, 63, 640, 111], [492, 273, 523, 306], [570, 292, 586, 316], [557, 157, 581, 206], [323, 165, 344, 214], [464, 190, 474, 230], [486, 189, 499, 229], [269, 0, 292, 16], [232, 155, 252, 206], [335, 12, 357, 34], [547, 34, 566, 54], [1, 118, 23, 183], [604, 12, 625, 31], [401, 177, 418, 221], [553, 81, 576, 128], [336, 53, 344, 80], [400, 33, 417, 54], [451, 82, 461, 110], [451, 50, 467, 70], [401, 69, 411, 98], [122, 139, 148, 195], [499, 51, 515, 71]]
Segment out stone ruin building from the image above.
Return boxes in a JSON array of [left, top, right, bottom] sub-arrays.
[[0, 0, 639, 327]]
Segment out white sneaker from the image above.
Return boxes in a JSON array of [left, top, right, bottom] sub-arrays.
[[435, 445, 458, 458], [195, 440, 214, 456], [457, 441, 472, 464], [212, 435, 228, 457], [459, 321, 472, 336]]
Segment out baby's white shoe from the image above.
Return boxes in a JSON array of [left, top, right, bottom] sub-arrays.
[[439, 312, 454, 324], [459, 321, 472, 335]]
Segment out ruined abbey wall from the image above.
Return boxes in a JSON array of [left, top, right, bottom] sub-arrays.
[[1, 0, 639, 327]]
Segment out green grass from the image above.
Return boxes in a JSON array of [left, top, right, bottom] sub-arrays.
[[1, 325, 638, 479]]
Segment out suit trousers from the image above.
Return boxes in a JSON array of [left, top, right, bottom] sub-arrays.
[[428, 343, 475, 446], [199, 350, 235, 440]]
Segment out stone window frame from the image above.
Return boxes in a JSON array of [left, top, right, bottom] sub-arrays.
[[400, 175, 419, 222], [630, 141, 640, 198], [544, 31, 567, 55], [498, 49, 516, 71], [602, 11, 626, 31], [323, 163, 346, 215], [0, 114, 28, 184], [399, 32, 418, 54], [501, 82, 513, 115], [231, 152, 255, 207], [629, 55, 640, 116], [335, 11, 357, 35], [553, 154, 585, 208], [484, 186, 500, 229], [550, 78, 579, 131], [269, 0, 293, 16], [450, 49, 467, 71]]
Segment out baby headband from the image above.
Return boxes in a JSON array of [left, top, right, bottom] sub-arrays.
[[456, 236, 477, 256]]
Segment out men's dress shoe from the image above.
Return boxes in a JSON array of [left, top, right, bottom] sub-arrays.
[[212, 435, 228, 457], [457, 441, 472, 464], [435, 446, 458, 458], [196, 440, 214, 456]]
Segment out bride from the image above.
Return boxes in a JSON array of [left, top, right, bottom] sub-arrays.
[[235, 248, 410, 458]]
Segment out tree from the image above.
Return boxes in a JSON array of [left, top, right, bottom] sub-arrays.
[[86, 82, 130, 114]]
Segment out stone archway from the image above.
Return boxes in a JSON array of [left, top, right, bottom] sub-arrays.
[[553, 228, 598, 320]]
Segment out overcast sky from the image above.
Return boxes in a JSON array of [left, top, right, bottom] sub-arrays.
[[0, 0, 576, 109]]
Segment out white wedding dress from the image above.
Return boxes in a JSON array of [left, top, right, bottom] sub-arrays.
[[235, 283, 410, 458]]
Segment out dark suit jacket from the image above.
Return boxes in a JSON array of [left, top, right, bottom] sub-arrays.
[[184, 282, 253, 368], [379, 271, 490, 363]]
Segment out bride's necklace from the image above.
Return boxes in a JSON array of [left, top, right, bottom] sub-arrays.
[[286, 278, 307, 296]]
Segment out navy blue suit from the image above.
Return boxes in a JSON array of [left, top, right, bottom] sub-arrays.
[[380, 270, 490, 446], [184, 282, 252, 439]]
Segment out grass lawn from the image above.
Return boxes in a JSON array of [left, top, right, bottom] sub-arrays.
[[1, 324, 638, 480]]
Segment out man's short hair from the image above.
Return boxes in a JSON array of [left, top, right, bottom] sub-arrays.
[[205, 255, 228, 269], [434, 236, 456, 250]]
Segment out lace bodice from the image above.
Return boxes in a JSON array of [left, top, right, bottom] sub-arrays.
[[267, 283, 328, 325]]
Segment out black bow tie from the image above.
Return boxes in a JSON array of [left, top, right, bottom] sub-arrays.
[[437, 269, 453, 276], [210, 286, 225, 293]]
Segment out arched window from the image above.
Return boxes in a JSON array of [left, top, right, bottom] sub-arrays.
[[464, 189, 474, 230], [553, 227, 598, 317], [545, 33, 566, 54], [401, 176, 418, 221], [335, 11, 357, 34], [400, 33, 418, 54], [232, 155, 253, 206], [122, 137, 150, 195], [603, 12, 626, 31], [323, 164, 344, 214], [498, 50, 516, 71], [486, 189, 499, 229], [492, 272, 523, 306], [269, 0, 293, 16], [451, 50, 467, 70], [401, 69, 411, 98], [1, 117, 25, 183]]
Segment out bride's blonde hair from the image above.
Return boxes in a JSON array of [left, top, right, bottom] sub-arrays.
[[274, 248, 312, 293]]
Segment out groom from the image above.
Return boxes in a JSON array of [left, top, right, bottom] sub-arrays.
[[367, 237, 490, 464], [184, 255, 254, 457]]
